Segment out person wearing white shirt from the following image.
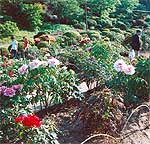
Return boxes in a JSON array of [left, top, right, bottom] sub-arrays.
[[10, 36, 18, 58]]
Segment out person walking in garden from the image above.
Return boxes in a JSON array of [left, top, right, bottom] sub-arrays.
[[23, 36, 29, 58], [10, 36, 18, 59], [130, 29, 142, 57]]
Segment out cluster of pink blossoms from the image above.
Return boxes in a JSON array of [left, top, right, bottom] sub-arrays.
[[114, 59, 135, 75], [0, 84, 23, 97], [18, 58, 60, 75]]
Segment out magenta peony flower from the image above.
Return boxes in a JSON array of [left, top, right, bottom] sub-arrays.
[[48, 57, 60, 66], [12, 84, 23, 92], [123, 65, 135, 75], [114, 59, 127, 72], [0, 86, 7, 96], [4, 87, 16, 97], [29, 59, 41, 69], [18, 64, 28, 75]]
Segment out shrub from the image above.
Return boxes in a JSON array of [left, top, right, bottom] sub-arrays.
[[0, 21, 19, 36], [87, 19, 97, 27], [59, 48, 108, 87], [87, 30, 101, 40], [115, 21, 128, 30], [90, 41, 110, 62], [111, 28, 122, 33], [41, 23, 73, 32], [76, 88, 124, 134], [37, 41, 50, 49], [110, 58, 150, 105], [21, 3, 45, 30], [60, 31, 82, 46], [73, 22, 86, 29], [97, 18, 113, 28], [63, 31, 81, 40]]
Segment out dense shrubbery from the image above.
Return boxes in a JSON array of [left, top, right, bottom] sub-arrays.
[[109, 58, 150, 105], [0, 0, 150, 143], [20, 3, 45, 30], [0, 56, 82, 143], [0, 21, 19, 36]]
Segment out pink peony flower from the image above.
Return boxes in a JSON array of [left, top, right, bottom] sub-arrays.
[[18, 64, 28, 75], [12, 84, 23, 92], [48, 57, 60, 66], [123, 65, 135, 75], [114, 59, 127, 72], [29, 59, 41, 69], [4, 87, 16, 97]]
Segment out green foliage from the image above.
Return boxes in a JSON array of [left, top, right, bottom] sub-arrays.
[[87, 30, 101, 40], [21, 3, 45, 30], [110, 58, 150, 104], [90, 41, 110, 62], [47, 0, 84, 20], [116, 0, 139, 13], [87, 19, 97, 27], [0, 21, 19, 36], [140, 0, 150, 10], [87, 0, 120, 17], [115, 21, 128, 30], [0, 105, 59, 144], [41, 23, 74, 32], [37, 41, 50, 49], [97, 17, 113, 28], [73, 22, 86, 29], [59, 31, 82, 46]]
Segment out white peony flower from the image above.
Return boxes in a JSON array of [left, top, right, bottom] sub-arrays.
[[114, 59, 127, 72], [123, 65, 135, 75], [29, 59, 41, 69], [48, 57, 60, 66]]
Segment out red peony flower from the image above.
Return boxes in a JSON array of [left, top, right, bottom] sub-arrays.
[[15, 114, 41, 128], [1, 63, 7, 68], [15, 116, 26, 123], [8, 70, 14, 77]]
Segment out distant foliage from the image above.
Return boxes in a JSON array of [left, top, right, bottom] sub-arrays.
[[116, 0, 139, 13], [21, 3, 45, 30], [87, 0, 119, 17], [47, 0, 84, 21], [0, 21, 19, 35]]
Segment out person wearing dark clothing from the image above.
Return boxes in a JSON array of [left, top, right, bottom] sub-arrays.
[[131, 30, 142, 57]]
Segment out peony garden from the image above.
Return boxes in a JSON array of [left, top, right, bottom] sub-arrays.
[[0, 0, 150, 144]]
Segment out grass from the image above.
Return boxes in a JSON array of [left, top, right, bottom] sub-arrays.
[[0, 30, 35, 45], [0, 23, 74, 45]]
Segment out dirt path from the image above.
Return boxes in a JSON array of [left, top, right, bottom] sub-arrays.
[[121, 104, 150, 144]]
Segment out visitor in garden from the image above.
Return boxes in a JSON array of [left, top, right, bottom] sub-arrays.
[[10, 36, 18, 59], [23, 36, 29, 58], [130, 29, 142, 57]]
